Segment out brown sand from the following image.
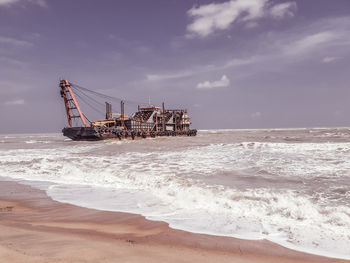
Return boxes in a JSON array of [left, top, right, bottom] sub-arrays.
[[0, 180, 348, 263]]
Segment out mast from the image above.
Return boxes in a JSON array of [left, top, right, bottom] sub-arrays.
[[162, 102, 165, 132], [121, 100, 125, 128], [105, 102, 112, 120], [59, 79, 87, 127]]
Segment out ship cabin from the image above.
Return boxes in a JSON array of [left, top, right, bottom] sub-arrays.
[[90, 102, 192, 133]]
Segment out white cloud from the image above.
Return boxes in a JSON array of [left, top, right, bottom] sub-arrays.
[[145, 17, 350, 87], [0, 56, 27, 66], [187, 0, 266, 37], [0, 0, 19, 5], [146, 71, 192, 81], [186, 0, 296, 37], [284, 31, 337, 56], [223, 56, 259, 68], [196, 75, 230, 90], [146, 57, 256, 82], [4, 99, 25, 105], [322, 56, 340, 63], [251, 111, 262, 118], [245, 21, 259, 29], [270, 2, 296, 19], [0, 0, 46, 7], [0, 36, 32, 47]]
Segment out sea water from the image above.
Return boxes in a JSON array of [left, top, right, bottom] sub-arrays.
[[0, 128, 349, 259]]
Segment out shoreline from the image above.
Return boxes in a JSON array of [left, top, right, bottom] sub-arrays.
[[0, 180, 348, 263]]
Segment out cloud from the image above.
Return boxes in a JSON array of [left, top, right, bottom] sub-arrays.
[[146, 71, 193, 81], [196, 75, 230, 90], [322, 56, 340, 63], [223, 56, 259, 68], [186, 0, 296, 37], [0, 0, 46, 7], [145, 16, 350, 89], [245, 21, 259, 29], [146, 56, 256, 82], [0, 56, 27, 66], [0, 0, 19, 5], [283, 31, 337, 56], [187, 0, 266, 37], [4, 99, 25, 105], [269, 2, 297, 19], [0, 36, 32, 47], [251, 111, 262, 118]]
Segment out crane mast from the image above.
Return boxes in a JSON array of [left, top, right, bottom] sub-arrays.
[[60, 79, 87, 127]]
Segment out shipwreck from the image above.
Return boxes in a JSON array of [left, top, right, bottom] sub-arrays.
[[59, 79, 197, 141]]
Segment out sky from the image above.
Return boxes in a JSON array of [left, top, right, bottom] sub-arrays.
[[1, 0, 350, 133]]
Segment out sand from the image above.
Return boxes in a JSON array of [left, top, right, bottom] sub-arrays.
[[0, 180, 348, 263]]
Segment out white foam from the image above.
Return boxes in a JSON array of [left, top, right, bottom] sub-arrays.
[[1, 139, 350, 259], [45, 183, 350, 260], [25, 140, 38, 144]]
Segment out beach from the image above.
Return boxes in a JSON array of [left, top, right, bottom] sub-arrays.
[[1, 180, 347, 263]]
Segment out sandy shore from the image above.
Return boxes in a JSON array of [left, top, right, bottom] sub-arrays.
[[0, 180, 348, 263]]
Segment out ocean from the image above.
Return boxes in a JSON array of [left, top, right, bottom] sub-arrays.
[[0, 128, 349, 259]]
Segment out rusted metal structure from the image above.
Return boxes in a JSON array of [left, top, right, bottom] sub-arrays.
[[60, 79, 197, 141]]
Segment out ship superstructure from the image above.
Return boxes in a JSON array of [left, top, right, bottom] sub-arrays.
[[59, 79, 197, 140]]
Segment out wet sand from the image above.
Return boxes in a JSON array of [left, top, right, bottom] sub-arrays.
[[0, 180, 347, 263]]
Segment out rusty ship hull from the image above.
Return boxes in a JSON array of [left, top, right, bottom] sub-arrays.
[[62, 127, 197, 141]]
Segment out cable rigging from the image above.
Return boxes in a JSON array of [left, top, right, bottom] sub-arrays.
[[73, 90, 105, 117], [66, 81, 155, 123], [70, 82, 148, 106]]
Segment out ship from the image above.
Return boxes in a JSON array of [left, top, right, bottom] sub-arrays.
[[59, 79, 197, 141]]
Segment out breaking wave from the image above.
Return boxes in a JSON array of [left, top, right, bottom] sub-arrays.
[[0, 129, 350, 259]]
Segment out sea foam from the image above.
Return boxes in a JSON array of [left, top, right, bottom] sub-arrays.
[[0, 129, 350, 259]]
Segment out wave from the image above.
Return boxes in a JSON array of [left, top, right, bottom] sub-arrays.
[[0, 140, 350, 259]]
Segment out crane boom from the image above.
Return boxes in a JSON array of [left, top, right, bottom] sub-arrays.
[[60, 79, 87, 127]]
